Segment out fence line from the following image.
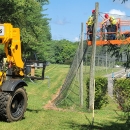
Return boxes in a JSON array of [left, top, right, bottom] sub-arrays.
[[53, 41, 88, 105]]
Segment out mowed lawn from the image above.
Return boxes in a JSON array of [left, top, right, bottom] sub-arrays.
[[0, 64, 127, 130]]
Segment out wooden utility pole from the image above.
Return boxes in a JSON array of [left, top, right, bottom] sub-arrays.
[[79, 22, 84, 107], [89, 2, 99, 110]]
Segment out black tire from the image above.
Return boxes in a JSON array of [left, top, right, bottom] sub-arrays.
[[0, 87, 27, 122]]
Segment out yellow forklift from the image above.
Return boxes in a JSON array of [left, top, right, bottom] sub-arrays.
[[0, 23, 46, 122]]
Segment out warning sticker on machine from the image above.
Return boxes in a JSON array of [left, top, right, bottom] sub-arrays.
[[0, 26, 4, 36]]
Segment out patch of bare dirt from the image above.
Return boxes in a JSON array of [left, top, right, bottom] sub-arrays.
[[43, 87, 88, 114], [43, 87, 63, 111]]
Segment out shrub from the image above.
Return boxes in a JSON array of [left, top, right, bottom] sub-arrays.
[[113, 78, 130, 112], [86, 77, 108, 109]]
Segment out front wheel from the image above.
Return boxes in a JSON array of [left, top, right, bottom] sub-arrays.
[[0, 87, 27, 122]]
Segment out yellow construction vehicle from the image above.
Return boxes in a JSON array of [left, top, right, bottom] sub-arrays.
[[0, 23, 46, 122]]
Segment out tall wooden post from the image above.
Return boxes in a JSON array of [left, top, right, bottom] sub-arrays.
[[89, 2, 99, 110], [79, 22, 84, 107]]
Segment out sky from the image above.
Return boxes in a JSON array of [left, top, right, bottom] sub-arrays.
[[44, 0, 130, 42]]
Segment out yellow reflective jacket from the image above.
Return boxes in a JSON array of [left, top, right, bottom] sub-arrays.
[[109, 16, 117, 25], [86, 15, 94, 26]]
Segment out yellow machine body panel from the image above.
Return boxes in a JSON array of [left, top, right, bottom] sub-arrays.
[[0, 23, 46, 122], [0, 23, 24, 76], [0, 23, 24, 68]]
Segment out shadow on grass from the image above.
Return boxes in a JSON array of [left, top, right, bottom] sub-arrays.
[[0, 116, 26, 122], [66, 121, 129, 130], [66, 122, 101, 130], [26, 108, 43, 113]]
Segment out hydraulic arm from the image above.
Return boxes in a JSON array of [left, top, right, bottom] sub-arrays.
[[0, 23, 24, 85], [0, 23, 46, 122], [0, 23, 27, 122]]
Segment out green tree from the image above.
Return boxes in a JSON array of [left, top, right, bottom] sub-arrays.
[[38, 39, 78, 64], [0, 0, 51, 59], [36, 40, 56, 62], [53, 39, 78, 64]]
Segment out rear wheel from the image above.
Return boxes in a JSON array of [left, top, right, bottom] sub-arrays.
[[0, 87, 27, 122]]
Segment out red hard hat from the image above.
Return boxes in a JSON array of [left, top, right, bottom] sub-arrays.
[[92, 10, 95, 13], [104, 13, 109, 18]]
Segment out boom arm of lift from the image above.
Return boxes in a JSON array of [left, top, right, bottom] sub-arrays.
[[0, 23, 24, 85]]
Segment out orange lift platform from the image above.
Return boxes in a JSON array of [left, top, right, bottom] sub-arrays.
[[87, 18, 130, 46]]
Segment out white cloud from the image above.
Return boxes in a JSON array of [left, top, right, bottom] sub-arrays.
[[100, 9, 128, 21], [99, 9, 126, 21], [73, 37, 79, 42], [108, 9, 130, 20], [53, 17, 70, 25], [108, 9, 126, 16], [107, 9, 130, 30]]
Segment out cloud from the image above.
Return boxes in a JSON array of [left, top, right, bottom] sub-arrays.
[[99, 9, 126, 20], [53, 17, 70, 25], [108, 9, 130, 20], [100, 9, 127, 20], [73, 37, 79, 42], [108, 9, 126, 16]]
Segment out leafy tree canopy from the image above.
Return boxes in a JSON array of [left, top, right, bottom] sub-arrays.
[[0, 0, 51, 57]]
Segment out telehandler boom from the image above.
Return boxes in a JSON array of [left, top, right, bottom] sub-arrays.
[[0, 23, 31, 122]]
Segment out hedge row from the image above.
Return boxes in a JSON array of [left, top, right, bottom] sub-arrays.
[[113, 78, 130, 112], [86, 77, 108, 109]]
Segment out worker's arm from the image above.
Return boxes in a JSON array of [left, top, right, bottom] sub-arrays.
[[101, 18, 109, 25]]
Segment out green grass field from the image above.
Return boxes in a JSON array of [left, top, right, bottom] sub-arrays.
[[0, 64, 128, 130]]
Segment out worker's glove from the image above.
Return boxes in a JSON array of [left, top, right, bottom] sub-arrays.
[[101, 22, 104, 25]]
